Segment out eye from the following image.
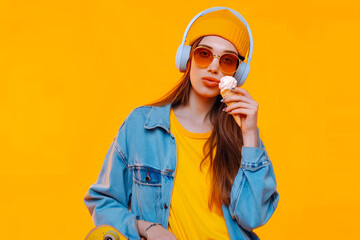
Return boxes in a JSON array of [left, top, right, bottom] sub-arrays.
[[199, 50, 210, 57], [221, 57, 234, 64]]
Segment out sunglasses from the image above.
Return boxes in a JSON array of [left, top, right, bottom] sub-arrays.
[[193, 46, 242, 74]]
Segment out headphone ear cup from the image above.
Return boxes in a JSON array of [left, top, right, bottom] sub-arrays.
[[175, 45, 191, 72], [234, 62, 250, 86], [175, 44, 183, 71]]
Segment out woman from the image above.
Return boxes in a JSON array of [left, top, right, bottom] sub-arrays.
[[84, 7, 279, 240]]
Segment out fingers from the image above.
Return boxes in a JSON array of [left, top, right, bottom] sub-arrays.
[[222, 88, 258, 112], [223, 102, 257, 113], [227, 107, 257, 116], [222, 94, 252, 104], [230, 87, 254, 101]]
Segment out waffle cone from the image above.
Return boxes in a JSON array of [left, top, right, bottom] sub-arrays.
[[221, 89, 242, 128]]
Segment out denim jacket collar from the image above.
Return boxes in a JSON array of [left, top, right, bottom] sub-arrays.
[[144, 103, 172, 134]]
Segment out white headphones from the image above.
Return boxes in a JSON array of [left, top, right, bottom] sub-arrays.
[[175, 6, 253, 86]]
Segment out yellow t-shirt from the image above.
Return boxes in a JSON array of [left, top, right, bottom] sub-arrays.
[[168, 108, 230, 240]]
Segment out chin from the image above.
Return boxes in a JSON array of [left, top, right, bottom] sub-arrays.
[[191, 83, 220, 99], [199, 89, 220, 98]]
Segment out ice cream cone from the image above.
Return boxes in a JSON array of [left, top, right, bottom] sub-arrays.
[[221, 88, 242, 128]]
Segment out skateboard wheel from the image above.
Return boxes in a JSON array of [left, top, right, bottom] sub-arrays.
[[103, 230, 119, 240], [85, 225, 125, 240]]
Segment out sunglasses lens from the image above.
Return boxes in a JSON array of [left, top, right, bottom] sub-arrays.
[[194, 47, 213, 67], [193, 47, 240, 74], [220, 54, 240, 74]]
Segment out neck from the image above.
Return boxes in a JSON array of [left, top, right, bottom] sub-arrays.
[[176, 88, 218, 124]]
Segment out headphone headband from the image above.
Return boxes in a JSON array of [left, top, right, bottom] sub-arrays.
[[179, 7, 253, 63]]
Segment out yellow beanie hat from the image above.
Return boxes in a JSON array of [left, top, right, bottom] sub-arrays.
[[185, 9, 250, 59]]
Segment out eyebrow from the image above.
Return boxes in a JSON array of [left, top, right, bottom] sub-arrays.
[[198, 44, 245, 61], [198, 44, 238, 55]]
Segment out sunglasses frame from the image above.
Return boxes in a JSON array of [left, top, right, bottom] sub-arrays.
[[192, 46, 242, 74]]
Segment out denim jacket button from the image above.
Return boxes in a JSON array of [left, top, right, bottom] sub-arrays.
[[146, 172, 151, 182], [163, 204, 168, 209]]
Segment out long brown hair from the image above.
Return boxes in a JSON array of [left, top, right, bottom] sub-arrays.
[[147, 36, 244, 210]]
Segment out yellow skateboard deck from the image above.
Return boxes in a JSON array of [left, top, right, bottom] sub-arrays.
[[85, 225, 127, 240]]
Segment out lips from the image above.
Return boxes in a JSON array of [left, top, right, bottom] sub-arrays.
[[202, 77, 220, 88], [202, 77, 220, 83]]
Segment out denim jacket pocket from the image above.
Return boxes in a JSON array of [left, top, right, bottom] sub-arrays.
[[131, 165, 162, 186], [130, 165, 162, 222]]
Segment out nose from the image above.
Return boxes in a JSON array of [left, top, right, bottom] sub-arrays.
[[207, 55, 220, 74]]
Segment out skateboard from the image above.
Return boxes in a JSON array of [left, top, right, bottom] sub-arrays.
[[85, 225, 127, 240]]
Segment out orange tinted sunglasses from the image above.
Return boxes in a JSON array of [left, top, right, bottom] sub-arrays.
[[193, 46, 242, 74]]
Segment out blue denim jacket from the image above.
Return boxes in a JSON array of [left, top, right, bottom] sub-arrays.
[[84, 103, 279, 240]]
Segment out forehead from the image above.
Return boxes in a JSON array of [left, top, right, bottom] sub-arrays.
[[198, 35, 238, 53]]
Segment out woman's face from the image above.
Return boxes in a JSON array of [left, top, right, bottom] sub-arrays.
[[189, 35, 238, 99]]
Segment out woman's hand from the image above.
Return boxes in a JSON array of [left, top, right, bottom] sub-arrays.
[[222, 87, 258, 146], [137, 220, 176, 240], [146, 224, 177, 240]]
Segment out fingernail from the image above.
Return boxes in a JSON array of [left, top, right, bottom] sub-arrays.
[[220, 99, 223, 102], [222, 108, 227, 111]]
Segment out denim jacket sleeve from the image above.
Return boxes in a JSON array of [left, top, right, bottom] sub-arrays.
[[84, 117, 140, 240], [229, 127, 279, 231]]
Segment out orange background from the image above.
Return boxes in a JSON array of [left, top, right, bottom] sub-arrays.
[[1, 0, 360, 239]]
